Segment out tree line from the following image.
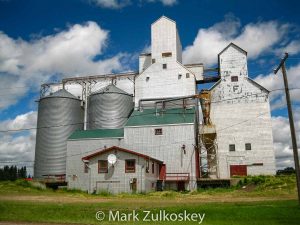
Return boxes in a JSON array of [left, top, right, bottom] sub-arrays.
[[0, 165, 28, 181]]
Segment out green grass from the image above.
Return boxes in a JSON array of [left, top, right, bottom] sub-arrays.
[[0, 200, 299, 224], [0, 176, 298, 224]]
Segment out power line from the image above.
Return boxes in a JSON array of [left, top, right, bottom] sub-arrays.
[[0, 87, 299, 133]]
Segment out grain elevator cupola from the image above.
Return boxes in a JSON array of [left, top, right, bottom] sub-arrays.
[[151, 16, 182, 63]]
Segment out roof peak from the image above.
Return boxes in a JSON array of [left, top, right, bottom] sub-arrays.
[[152, 15, 176, 25], [218, 42, 247, 56]]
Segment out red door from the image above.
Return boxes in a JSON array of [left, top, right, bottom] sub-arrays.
[[159, 164, 166, 180], [230, 165, 247, 177]]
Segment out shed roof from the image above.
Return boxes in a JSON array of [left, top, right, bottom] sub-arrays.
[[125, 107, 195, 127], [68, 128, 124, 140], [82, 146, 163, 163]]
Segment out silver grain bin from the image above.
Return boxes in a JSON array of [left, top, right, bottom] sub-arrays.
[[34, 89, 83, 179], [88, 84, 133, 129]]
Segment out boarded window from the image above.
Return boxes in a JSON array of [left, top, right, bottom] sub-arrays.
[[162, 64, 167, 69], [125, 159, 136, 173], [229, 144, 235, 152], [155, 128, 163, 135], [152, 58, 156, 64], [162, 52, 172, 57], [98, 160, 108, 173], [231, 76, 238, 82], [245, 143, 252, 150], [84, 162, 89, 173]]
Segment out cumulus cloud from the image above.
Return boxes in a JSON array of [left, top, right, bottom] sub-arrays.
[[0, 111, 37, 175], [183, 14, 297, 66], [254, 63, 300, 110], [254, 62, 300, 169], [271, 115, 300, 169], [90, 0, 177, 9], [0, 21, 126, 110]]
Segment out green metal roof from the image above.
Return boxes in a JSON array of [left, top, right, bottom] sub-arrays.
[[125, 108, 195, 127], [69, 128, 124, 140]]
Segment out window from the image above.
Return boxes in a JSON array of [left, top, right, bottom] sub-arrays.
[[186, 73, 190, 78], [163, 64, 167, 69], [229, 144, 235, 152], [98, 160, 108, 173], [231, 76, 238, 82], [84, 162, 89, 173], [152, 58, 156, 64], [152, 162, 155, 174], [162, 52, 172, 57], [125, 159, 136, 173], [146, 76, 150, 82], [178, 74, 182, 79], [155, 128, 163, 135], [245, 143, 252, 150]]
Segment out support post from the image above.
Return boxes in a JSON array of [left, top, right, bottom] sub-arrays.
[[274, 52, 300, 204]]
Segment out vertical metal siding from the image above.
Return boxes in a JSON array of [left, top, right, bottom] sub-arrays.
[[88, 85, 133, 129], [34, 89, 83, 178]]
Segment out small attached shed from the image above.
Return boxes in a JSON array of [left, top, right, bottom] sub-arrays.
[[82, 146, 163, 194]]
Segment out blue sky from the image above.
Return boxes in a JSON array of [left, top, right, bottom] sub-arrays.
[[0, 0, 300, 174]]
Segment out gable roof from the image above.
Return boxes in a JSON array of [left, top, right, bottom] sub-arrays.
[[218, 42, 247, 57], [152, 15, 176, 26], [125, 107, 195, 127], [69, 128, 124, 140], [82, 146, 163, 163], [209, 78, 269, 93]]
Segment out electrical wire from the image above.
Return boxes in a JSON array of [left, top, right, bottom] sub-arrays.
[[1, 87, 299, 133]]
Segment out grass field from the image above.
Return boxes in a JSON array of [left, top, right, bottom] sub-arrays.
[[0, 175, 299, 225]]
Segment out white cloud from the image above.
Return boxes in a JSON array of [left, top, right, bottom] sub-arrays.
[[90, 0, 177, 9], [254, 63, 300, 111], [90, 0, 130, 9], [275, 40, 300, 56], [271, 115, 300, 169], [183, 14, 296, 66], [0, 21, 126, 110], [0, 111, 37, 176], [146, 0, 177, 6]]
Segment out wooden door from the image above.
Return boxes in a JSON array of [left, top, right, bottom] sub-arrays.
[[230, 165, 247, 177]]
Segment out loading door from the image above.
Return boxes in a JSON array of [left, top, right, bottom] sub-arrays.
[[230, 165, 247, 177]]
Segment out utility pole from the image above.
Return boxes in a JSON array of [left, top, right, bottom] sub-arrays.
[[274, 52, 300, 204]]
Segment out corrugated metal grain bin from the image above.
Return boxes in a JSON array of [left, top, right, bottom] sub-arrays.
[[88, 84, 133, 129], [34, 89, 83, 179]]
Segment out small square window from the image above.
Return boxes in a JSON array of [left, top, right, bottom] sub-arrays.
[[231, 76, 238, 82], [84, 162, 89, 173], [186, 73, 190, 78], [152, 58, 156, 64], [125, 159, 136, 173], [155, 128, 163, 135], [229, 144, 235, 152], [245, 143, 251, 150], [178, 74, 182, 79], [98, 160, 108, 173], [163, 64, 167, 69]]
